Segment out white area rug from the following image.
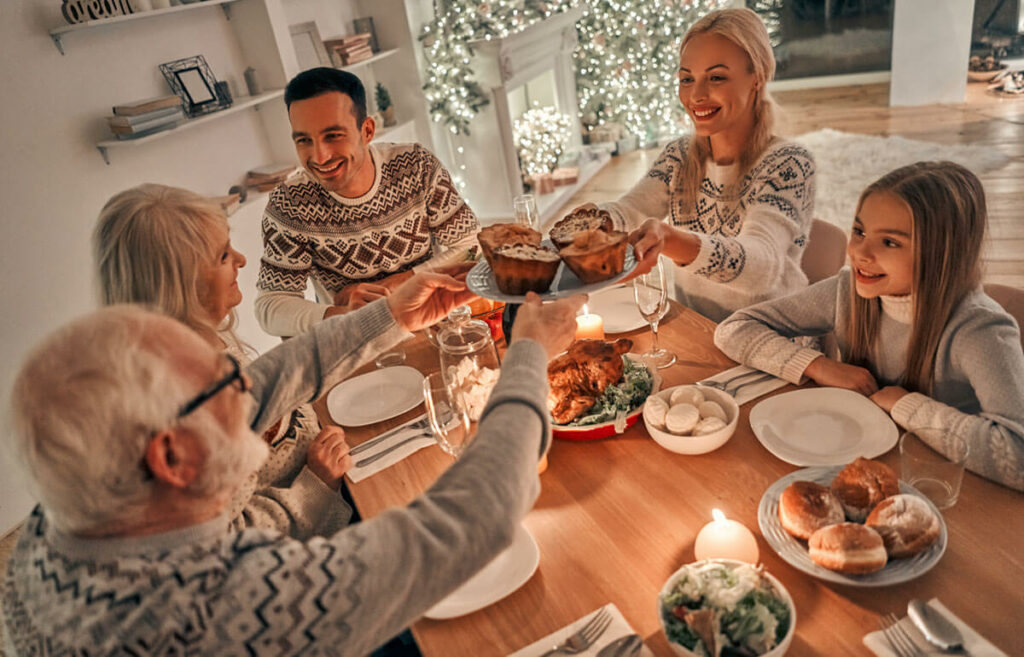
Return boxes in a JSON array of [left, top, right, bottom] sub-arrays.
[[792, 129, 1011, 230]]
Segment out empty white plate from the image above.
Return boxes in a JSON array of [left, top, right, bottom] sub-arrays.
[[586, 285, 669, 333], [749, 387, 898, 466], [424, 524, 540, 619], [326, 366, 425, 427]]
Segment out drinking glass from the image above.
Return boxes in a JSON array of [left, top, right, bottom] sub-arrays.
[[512, 193, 539, 230], [423, 372, 474, 458], [899, 429, 969, 510], [633, 258, 676, 368]]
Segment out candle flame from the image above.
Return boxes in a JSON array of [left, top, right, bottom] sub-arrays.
[[711, 508, 726, 522], [581, 303, 590, 315]]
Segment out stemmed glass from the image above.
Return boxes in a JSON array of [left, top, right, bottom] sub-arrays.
[[423, 373, 474, 458], [633, 258, 676, 368], [512, 193, 539, 230]]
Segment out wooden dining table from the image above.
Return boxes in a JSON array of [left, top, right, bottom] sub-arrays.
[[325, 301, 1024, 657]]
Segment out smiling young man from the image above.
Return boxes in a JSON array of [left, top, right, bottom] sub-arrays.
[[255, 68, 479, 337]]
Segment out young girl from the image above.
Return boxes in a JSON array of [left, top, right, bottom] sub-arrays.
[[714, 161, 1024, 491]]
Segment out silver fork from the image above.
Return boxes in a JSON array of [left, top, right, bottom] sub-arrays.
[[697, 369, 768, 392], [539, 608, 613, 657], [879, 613, 924, 657], [350, 415, 430, 456], [354, 433, 432, 467]]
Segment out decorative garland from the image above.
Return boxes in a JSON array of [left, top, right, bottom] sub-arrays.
[[513, 106, 573, 175]]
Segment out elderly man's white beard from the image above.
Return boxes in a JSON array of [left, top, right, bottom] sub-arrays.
[[192, 426, 270, 500]]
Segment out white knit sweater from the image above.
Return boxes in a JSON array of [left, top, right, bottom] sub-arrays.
[[602, 136, 816, 322]]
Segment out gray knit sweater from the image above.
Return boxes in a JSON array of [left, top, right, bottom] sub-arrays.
[[714, 268, 1024, 491], [2, 300, 552, 656]]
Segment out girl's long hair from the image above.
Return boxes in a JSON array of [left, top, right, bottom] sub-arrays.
[[93, 183, 240, 348], [847, 162, 986, 393], [678, 8, 777, 214]]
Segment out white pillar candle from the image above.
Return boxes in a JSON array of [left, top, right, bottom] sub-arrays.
[[694, 508, 759, 564], [575, 305, 604, 340]]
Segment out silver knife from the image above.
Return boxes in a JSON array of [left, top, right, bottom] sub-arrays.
[[349, 414, 428, 456], [907, 599, 964, 652]]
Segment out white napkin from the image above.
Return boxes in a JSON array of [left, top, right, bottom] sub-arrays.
[[863, 598, 1008, 657], [700, 365, 788, 406], [507, 603, 655, 657], [347, 423, 437, 483]]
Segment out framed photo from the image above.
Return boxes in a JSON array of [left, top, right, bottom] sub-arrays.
[[290, 21, 331, 71], [159, 55, 224, 117]]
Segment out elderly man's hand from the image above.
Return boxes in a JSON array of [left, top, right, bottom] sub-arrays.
[[386, 271, 478, 332], [510, 292, 587, 359], [306, 426, 352, 491]]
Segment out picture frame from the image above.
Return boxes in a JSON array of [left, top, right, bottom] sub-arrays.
[[159, 55, 224, 118], [290, 21, 331, 71]]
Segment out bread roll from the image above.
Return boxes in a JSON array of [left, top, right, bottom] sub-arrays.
[[865, 494, 941, 558], [830, 457, 899, 522], [665, 403, 700, 435], [645, 396, 669, 430], [779, 481, 845, 540], [670, 386, 704, 407], [698, 400, 727, 422], [694, 416, 726, 435], [808, 523, 887, 574]]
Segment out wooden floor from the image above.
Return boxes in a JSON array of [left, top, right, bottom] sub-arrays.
[[560, 83, 1024, 289]]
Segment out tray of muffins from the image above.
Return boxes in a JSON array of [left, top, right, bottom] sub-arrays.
[[468, 208, 637, 302], [757, 458, 947, 587]]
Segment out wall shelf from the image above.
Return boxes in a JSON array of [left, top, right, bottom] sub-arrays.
[[96, 89, 284, 164], [337, 48, 398, 72], [49, 0, 241, 54]]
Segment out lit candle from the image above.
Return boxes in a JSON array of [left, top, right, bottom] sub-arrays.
[[575, 304, 604, 340], [693, 509, 760, 564]]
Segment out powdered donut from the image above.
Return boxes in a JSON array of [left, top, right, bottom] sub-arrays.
[[808, 523, 887, 574], [670, 386, 704, 407], [698, 400, 728, 422], [693, 416, 727, 435], [779, 481, 845, 540], [830, 457, 900, 522], [865, 494, 941, 558], [645, 396, 669, 430], [665, 403, 700, 435]]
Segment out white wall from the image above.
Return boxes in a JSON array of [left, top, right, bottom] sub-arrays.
[[890, 0, 975, 106], [0, 1, 289, 534]]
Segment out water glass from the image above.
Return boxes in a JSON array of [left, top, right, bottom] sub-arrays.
[[899, 429, 969, 510], [512, 193, 539, 230], [374, 349, 406, 369], [423, 373, 474, 458], [633, 258, 676, 369]]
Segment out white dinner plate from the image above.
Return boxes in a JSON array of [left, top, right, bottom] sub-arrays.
[[423, 524, 540, 619], [586, 285, 668, 333], [748, 388, 898, 466], [466, 243, 637, 303], [326, 366, 425, 427], [758, 466, 948, 587]]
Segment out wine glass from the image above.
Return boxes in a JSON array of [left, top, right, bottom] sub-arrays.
[[633, 258, 676, 368], [512, 193, 539, 230], [423, 373, 474, 457]]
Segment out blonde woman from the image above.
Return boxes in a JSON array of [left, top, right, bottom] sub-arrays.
[[94, 184, 353, 537], [715, 162, 1024, 491], [576, 8, 815, 322]]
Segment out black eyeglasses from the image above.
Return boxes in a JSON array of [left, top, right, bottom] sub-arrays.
[[177, 353, 249, 419]]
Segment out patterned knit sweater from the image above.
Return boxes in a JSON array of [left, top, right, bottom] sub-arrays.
[[714, 268, 1024, 491], [602, 137, 816, 322], [256, 142, 479, 337], [222, 339, 350, 539], [2, 300, 552, 656]]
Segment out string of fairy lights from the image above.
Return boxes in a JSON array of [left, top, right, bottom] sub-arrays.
[[513, 106, 573, 175], [419, 0, 727, 140]]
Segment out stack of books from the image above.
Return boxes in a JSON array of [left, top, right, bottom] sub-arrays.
[[325, 33, 374, 67], [107, 95, 184, 140], [245, 163, 297, 192]]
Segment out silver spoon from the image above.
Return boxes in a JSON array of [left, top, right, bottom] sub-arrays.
[[596, 633, 643, 657], [907, 599, 965, 653]]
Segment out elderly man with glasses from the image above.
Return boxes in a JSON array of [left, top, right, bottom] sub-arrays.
[[2, 271, 584, 656]]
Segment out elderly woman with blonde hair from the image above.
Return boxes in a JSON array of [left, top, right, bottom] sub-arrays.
[[575, 8, 816, 322], [93, 183, 352, 538]]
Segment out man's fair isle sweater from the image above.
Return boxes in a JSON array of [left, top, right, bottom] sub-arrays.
[[256, 142, 479, 336]]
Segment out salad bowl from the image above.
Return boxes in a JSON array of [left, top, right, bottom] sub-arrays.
[[658, 559, 795, 657]]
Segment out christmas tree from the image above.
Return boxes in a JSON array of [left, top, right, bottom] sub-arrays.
[[574, 0, 729, 142]]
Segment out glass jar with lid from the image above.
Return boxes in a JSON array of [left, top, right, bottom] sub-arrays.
[[437, 305, 501, 422]]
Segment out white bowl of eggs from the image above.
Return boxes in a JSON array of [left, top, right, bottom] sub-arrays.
[[643, 384, 739, 454]]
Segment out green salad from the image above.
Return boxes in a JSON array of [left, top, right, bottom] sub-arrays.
[[660, 562, 791, 657], [567, 356, 653, 426]]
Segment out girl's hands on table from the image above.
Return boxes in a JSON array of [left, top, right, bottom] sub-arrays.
[[870, 386, 910, 413], [307, 426, 352, 490], [804, 356, 879, 396]]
